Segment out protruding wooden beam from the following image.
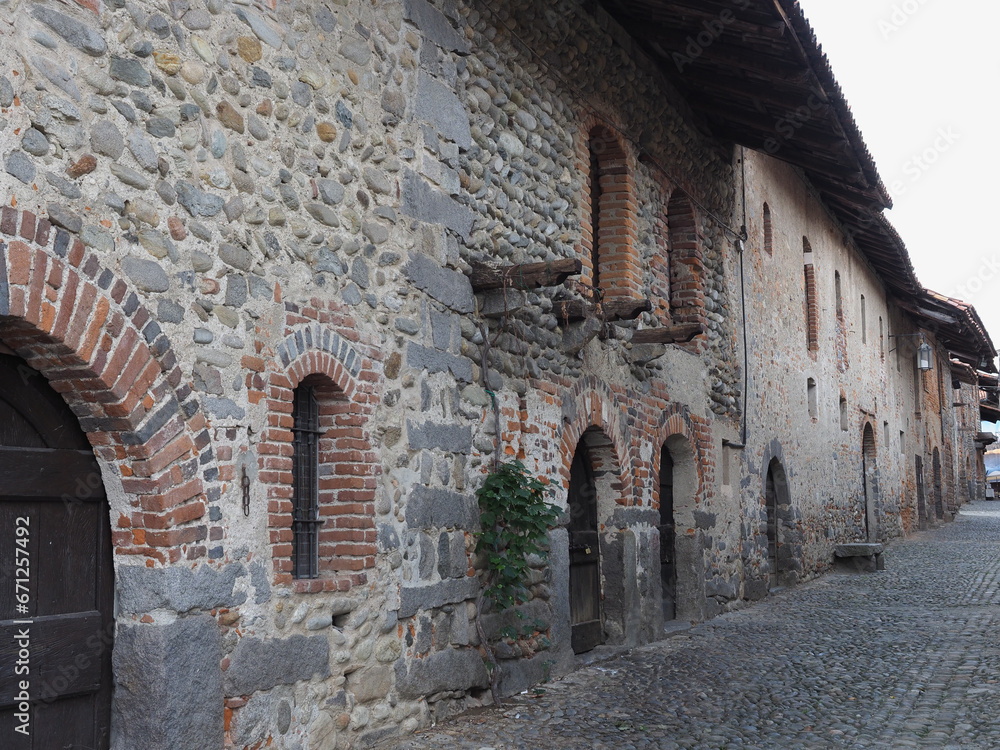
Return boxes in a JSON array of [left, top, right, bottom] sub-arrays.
[[470, 258, 582, 292], [553, 299, 589, 323], [631, 322, 703, 345], [601, 298, 652, 321]]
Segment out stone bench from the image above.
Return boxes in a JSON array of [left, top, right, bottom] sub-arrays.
[[833, 542, 884, 573]]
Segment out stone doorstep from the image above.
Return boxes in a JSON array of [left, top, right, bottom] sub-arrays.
[[834, 543, 884, 557], [833, 542, 885, 573]]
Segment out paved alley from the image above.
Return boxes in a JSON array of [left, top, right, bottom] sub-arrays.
[[381, 503, 1000, 749]]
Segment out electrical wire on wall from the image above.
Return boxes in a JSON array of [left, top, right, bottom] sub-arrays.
[[731, 147, 750, 449]]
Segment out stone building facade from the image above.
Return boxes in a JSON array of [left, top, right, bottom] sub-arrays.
[[0, 0, 994, 749]]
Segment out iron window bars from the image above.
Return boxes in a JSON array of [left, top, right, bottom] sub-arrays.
[[292, 384, 323, 579]]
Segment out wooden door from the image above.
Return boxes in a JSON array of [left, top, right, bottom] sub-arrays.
[[0, 353, 113, 749], [658, 447, 676, 621], [932, 449, 944, 519], [765, 464, 779, 589], [915, 456, 927, 530], [568, 446, 602, 654]]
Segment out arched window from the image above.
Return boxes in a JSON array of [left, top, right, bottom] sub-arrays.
[[668, 191, 705, 326], [586, 125, 638, 301], [803, 238, 817, 351], [840, 394, 848, 431], [763, 202, 773, 256], [807, 377, 818, 419], [879, 316, 884, 359], [292, 382, 321, 578], [834, 270, 843, 317], [860, 294, 867, 344]]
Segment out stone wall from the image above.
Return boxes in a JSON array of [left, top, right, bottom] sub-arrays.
[[735, 150, 967, 586], [0, 0, 985, 748]]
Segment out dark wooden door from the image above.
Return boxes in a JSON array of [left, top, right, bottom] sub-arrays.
[[568, 446, 602, 654], [765, 465, 778, 589], [933, 449, 944, 519], [0, 353, 113, 749], [658, 447, 675, 621], [915, 456, 926, 530]]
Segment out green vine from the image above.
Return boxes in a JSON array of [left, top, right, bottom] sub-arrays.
[[474, 459, 560, 706]]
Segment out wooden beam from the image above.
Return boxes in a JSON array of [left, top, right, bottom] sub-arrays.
[[602, 298, 652, 321], [553, 299, 590, 323], [631, 322, 703, 345], [470, 258, 582, 292]]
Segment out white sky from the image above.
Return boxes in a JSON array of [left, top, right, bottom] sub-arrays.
[[795, 0, 1000, 353]]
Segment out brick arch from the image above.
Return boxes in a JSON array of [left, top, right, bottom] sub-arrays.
[[259, 320, 382, 592], [0, 209, 218, 564], [558, 378, 633, 505], [666, 191, 706, 328], [576, 115, 642, 301], [650, 405, 707, 505]]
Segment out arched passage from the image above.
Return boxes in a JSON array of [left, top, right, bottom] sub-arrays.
[[933, 448, 944, 519], [764, 458, 795, 588], [1, 214, 225, 746], [658, 434, 699, 622], [915, 455, 927, 530], [0, 351, 113, 748], [566, 426, 627, 653], [862, 423, 878, 540]]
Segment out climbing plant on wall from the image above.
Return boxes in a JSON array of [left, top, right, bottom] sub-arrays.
[[474, 459, 560, 706]]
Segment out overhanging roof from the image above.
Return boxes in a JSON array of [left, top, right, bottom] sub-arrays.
[[593, 0, 928, 297], [592, 0, 991, 357], [596, 1, 890, 205], [906, 292, 997, 373]]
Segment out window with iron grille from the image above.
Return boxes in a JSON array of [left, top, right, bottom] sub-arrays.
[[292, 384, 322, 579]]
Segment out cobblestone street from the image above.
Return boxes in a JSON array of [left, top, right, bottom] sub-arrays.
[[382, 503, 1000, 749]]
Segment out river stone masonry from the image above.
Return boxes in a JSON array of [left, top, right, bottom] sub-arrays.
[[0, 0, 985, 748]]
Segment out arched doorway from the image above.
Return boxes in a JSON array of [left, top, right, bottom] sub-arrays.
[[915, 455, 927, 530], [658, 446, 676, 621], [932, 448, 944, 519], [764, 458, 794, 589], [0, 352, 113, 748], [568, 439, 602, 654], [657, 434, 700, 622], [765, 461, 781, 588], [862, 424, 878, 540]]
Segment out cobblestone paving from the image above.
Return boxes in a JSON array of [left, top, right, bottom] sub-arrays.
[[380, 503, 1000, 749]]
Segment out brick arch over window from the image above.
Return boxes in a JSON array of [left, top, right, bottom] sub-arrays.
[[558, 377, 633, 507], [0, 209, 218, 564], [579, 120, 642, 301], [666, 192, 706, 327], [650, 406, 708, 508], [260, 323, 381, 593]]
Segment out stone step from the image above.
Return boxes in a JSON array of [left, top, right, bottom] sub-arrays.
[[834, 543, 884, 557]]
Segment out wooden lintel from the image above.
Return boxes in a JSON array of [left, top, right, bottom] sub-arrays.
[[601, 298, 652, 321], [470, 258, 582, 292], [631, 323, 704, 345], [553, 299, 590, 323]]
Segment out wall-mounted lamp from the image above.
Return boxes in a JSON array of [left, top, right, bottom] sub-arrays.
[[888, 332, 933, 371], [917, 341, 933, 371]]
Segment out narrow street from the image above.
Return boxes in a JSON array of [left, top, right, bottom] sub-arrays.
[[386, 503, 1000, 749]]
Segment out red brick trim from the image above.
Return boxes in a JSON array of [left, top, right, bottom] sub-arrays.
[[577, 116, 643, 301], [258, 314, 382, 593], [557, 377, 633, 505], [0, 208, 217, 565], [650, 405, 708, 509], [667, 192, 707, 329], [803, 238, 818, 352]]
